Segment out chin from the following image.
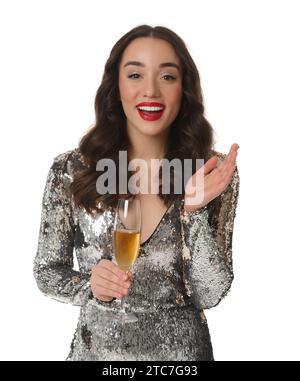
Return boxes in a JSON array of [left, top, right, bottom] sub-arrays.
[[138, 125, 170, 137]]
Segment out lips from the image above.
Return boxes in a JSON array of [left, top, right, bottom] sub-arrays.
[[136, 102, 165, 108], [136, 102, 165, 121], [137, 108, 164, 121]]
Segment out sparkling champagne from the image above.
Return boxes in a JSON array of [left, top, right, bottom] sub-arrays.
[[114, 229, 141, 271]]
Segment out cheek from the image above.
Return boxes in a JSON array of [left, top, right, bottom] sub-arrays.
[[119, 78, 137, 102], [167, 82, 182, 98], [167, 86, 182, 108]]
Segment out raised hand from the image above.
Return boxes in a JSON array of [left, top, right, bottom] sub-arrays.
[[184, 143, 239, 212]]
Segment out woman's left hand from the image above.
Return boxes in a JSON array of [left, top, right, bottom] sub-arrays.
[[184, 143, 239, 212]]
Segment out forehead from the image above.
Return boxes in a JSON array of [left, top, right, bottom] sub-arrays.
[[120, 37, 180, 67]]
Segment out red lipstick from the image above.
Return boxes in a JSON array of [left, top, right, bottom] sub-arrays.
[[136, 102, 165, 122]]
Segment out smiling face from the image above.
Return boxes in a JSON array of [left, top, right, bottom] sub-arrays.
[[118, 37, 183, 139]]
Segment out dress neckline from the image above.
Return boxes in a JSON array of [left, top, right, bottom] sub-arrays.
[[140, 202, 173, 247]]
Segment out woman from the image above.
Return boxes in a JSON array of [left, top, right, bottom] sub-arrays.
[[34, 24, 240, 361]]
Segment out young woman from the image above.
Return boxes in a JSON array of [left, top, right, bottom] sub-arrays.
[[34, 24, 240, 361]]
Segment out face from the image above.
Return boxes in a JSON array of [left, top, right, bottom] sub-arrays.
[[118, 37, 182, 138]]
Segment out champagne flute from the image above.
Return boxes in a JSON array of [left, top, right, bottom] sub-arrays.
[[113, 198, 141, 323]]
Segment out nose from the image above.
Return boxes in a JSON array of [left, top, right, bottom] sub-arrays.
[[143, 76, 161, 98]]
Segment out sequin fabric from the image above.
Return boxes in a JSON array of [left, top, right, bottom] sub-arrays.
[[33, 148, 240, 361]]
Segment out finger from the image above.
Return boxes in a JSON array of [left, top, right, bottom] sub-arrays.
[[96, 295, 113, 302], [100, 260, 128, 281], [227, 143, 239, 154], [228, 149, 238, 175], [220, 162, 237, 191], [95, 286, 124, 300], [228, 144, 239, 165], [204, 156, 218, 175], [125, 271, 133, 282], [222, 154, 237, 176], [211, 156, 233, 183], [96, 266, 131, 288], [229, 143, 239, 164], [96, 282, 129, 297], [220, 158, 237, 184], [229, 154, 238, 171], [221, 144, 239, 171]]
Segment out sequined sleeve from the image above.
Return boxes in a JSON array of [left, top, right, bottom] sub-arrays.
[[181, 158, 240, 310], [33, 153, 92, 307]]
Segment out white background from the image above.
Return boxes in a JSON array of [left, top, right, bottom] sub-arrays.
[[0, 0, 299, 361]]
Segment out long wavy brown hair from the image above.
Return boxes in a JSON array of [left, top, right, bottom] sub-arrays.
[[70, 24, 216, 215]]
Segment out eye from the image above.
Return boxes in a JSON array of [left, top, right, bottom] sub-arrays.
[[127, 73, 176, 81], [162, 75, 176, 81], [128, 73, 140, 79]]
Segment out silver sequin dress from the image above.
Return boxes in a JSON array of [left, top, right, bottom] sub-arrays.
[[33, 148, 240, 361]]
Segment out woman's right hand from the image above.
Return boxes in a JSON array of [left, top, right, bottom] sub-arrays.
[[90, 259, 131, 302]]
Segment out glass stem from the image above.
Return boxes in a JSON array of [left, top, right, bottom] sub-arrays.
[[120, 270, 129, 313], [120, 296, 126, 313]]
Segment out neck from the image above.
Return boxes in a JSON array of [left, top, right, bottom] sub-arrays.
[[127, 128, 169, 162]]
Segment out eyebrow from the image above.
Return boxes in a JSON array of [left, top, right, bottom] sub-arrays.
[[123, 60, 180, 71]]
